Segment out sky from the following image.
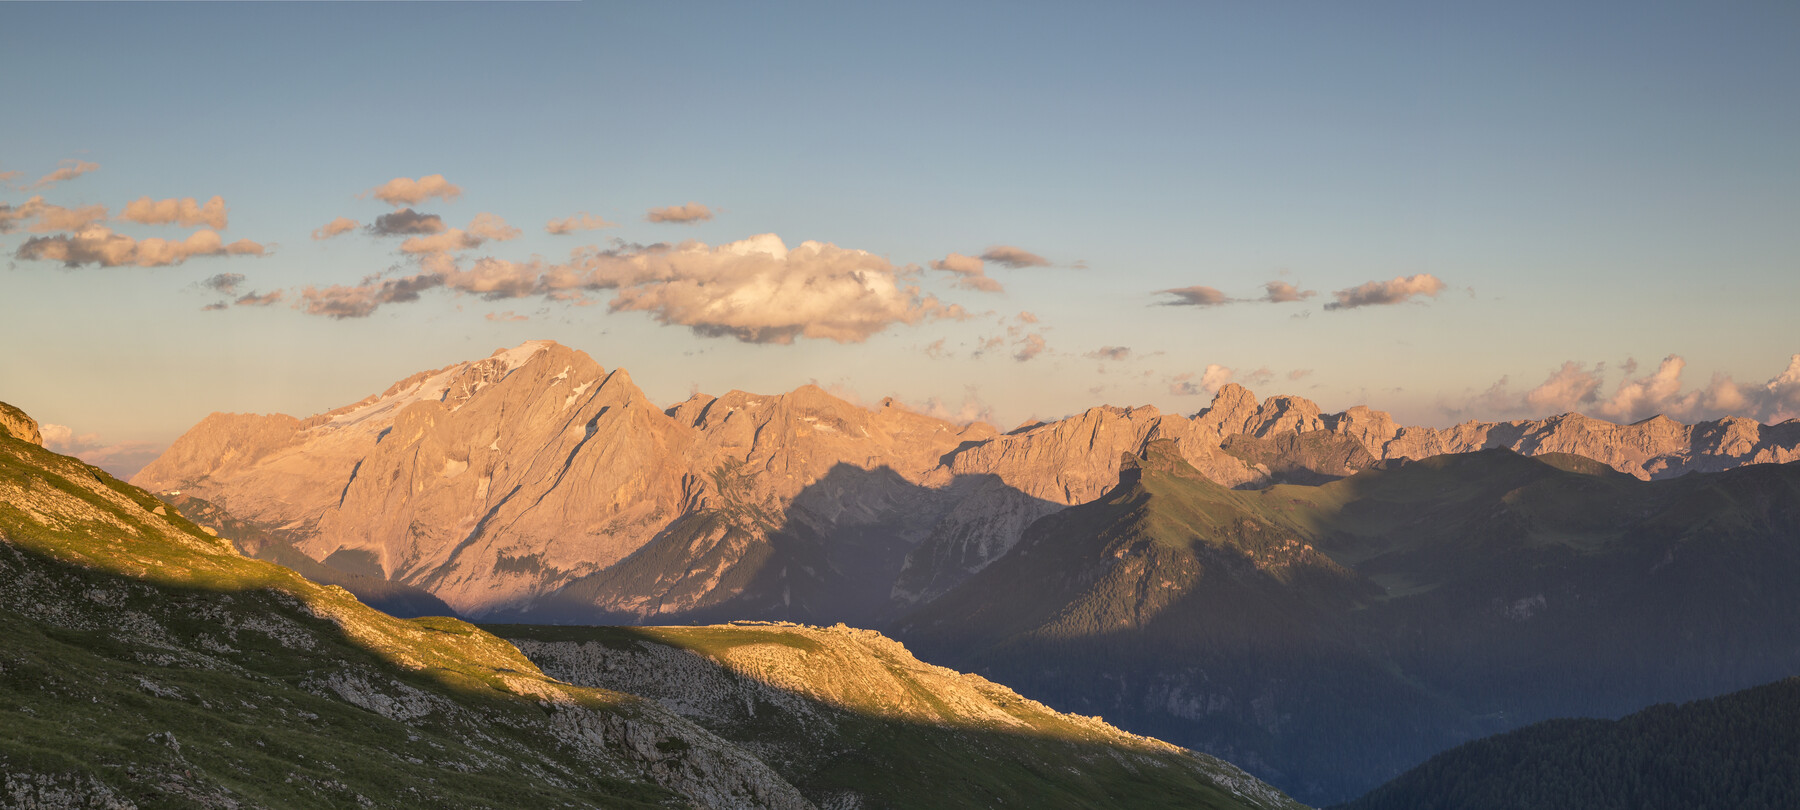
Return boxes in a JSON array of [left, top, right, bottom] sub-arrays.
[[3, 1, 1798, 477]]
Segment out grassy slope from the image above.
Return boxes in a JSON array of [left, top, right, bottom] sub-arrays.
[[496, 622, 1308, 810], [0, 428, 805, 809]]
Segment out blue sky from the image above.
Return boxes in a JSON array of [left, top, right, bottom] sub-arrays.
[[4, 2, 1798, 475]]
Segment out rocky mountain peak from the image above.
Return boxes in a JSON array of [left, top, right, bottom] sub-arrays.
[[0, 401, 43, 446]]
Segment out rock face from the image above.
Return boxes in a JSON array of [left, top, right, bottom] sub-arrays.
[[0, 401, 42, 446], [503, 622, 1306, 810], [134, 341, 1800, 621]]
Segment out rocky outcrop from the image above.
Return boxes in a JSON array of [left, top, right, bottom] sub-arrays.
[[508, 622, 1306, 810], [0, 401, 43, 446]]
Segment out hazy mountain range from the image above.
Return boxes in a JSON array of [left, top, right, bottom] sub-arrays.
[[132, 340, 1800, 624]]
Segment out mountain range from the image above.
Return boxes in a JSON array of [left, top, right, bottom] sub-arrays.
[[133, 340, 1800, 625], [121, 341, 1800, 803], [0, 401, 1299, 809]]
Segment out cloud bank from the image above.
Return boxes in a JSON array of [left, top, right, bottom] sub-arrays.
[[119, 196, 228, 230], [293, 233, 961, 344], [16, 227, 265, 268]]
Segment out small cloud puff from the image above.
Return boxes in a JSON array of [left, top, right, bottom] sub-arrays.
[[1086, 346, 1131, 361], [1013, 333, 1047, 362], [646, 202, 714, 224], [1324, 274, 1446, 310], [545, 212, 617, 235], [369, 208, 445, 236], [980, 245, 1050, 269], [930, 252, 1004, 293], [29, 160, 100, 190], [1262, 280, 1317, 303], [369, 174, 461, 208], [1157, 286, 1230, 307], [312, 217, 359, 240]]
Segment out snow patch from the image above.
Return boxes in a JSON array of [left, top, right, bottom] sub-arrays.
[[564, 379, 594, 410]]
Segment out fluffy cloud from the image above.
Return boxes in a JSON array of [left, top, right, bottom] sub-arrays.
[[1157, 285, 1231, 307], [1168, 364, 1235, 396], [369, 174, 461, 208], [1324, 274, 1446, 310], [545, 212, 617, 235], [292, 233, 955, 343], [16, 226, 264, 268], [486, 310, 529, 322], [29, 160, 100, 190], [369, 208, 445, 236], [312, 217, 358, 240], [0, 197, 109, 234], [1524, 361, 1604, 413], [646, 202, 714, 224], [1086, 346, 1131, 361], [980, 245, 1050, 269], [39, 423, 163, 479], [1263, 280, 1317, 303], [118, 196, 227, 230], [930, 252, 1003, 292]]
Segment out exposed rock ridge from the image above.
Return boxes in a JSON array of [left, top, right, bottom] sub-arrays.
[[509, 622, 1306, 810], [0, 401, 43, 446], [131, 342, 1800, 621]]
